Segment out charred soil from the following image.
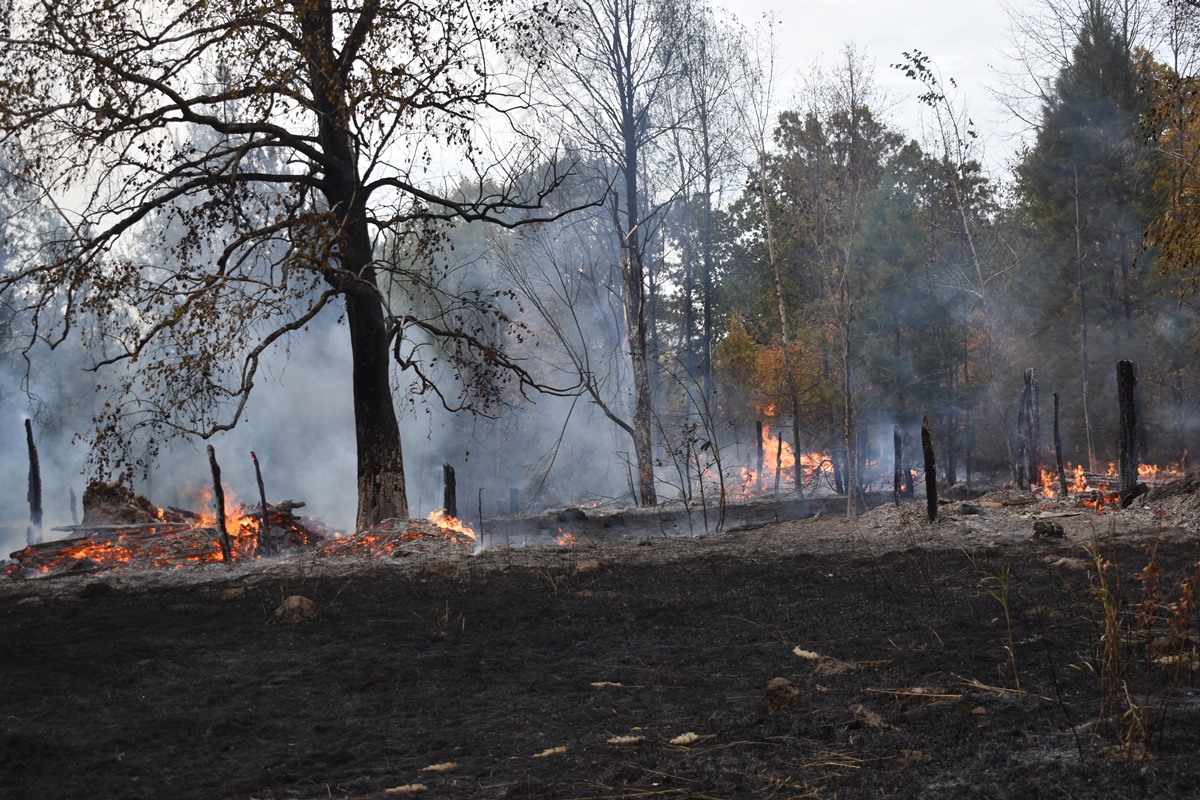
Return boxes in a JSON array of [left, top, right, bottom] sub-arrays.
[[5, 497, 1200, 799]]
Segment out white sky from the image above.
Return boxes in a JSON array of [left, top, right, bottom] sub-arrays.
[[726, 0, 1040, 178]]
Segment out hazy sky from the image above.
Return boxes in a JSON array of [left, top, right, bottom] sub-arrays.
[[727, 0, 1039, 176]]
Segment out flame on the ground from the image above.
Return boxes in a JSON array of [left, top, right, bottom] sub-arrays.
[[555, 529, 576, 546], [425, 509, 476, 541]]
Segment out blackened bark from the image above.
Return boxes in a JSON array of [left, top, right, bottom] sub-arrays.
[[346, 280, 409, 530], [1117, 360, 1139, 498], [756, 421, 764, 491], [922, 416, 937, 523], [207, 445, 231, 563], [25, 419, 42, 546], [893, 424, 902, 508], [1053, 393, 1069, 496], [298, 3, 408, 530], [251, 451, 272, 555], [1030, 371, 1042, 481], [443, 463, 457, 519]]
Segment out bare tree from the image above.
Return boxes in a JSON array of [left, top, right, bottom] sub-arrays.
[[537, 0, 691, 505], [0, 0, 575, 529]]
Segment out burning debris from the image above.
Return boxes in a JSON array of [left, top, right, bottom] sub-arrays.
[[3, 480, 476, 580]]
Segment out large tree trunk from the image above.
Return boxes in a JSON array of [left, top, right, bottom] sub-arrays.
[[299, 1, 408, 530], [345, 281, 409, 530]]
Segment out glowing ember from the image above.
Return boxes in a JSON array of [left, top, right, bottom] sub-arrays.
[[555, 529, 576, 546], [317, 515, 475, 558]]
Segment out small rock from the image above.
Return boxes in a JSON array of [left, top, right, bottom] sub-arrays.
[[1032, 520, 1065, 538], [960, 503, 985, 515], [557, 508, 588, 523], [274, 595, 320, 624], [221, 587, 247, 602], [765, 676, 808, 715]]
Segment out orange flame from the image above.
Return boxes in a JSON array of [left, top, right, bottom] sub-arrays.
[[555, 529, 576, 546], [425, 509, 477, 541]]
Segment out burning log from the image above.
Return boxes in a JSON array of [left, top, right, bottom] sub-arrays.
[[8, 496, 325, 579], [82, 481, 158, 525], [922, 416, 937, 522], [10, 522, 219, 578], [25, 419, 43, 546]]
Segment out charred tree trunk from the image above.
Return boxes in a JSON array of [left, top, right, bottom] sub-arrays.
[[922, 416, 937, 523], [755, 421, 765, 491], [775, 430, 783, 495], [443, 463, 458, 519], [207, 445, 232, 563], [251, 451, 272, 555], [346, 281, 409, 530], [1117, 359, 1141, 505], [893, 424, 902, 508], [1028, 369, 1042, 482], [299, 3, 408, 531], [25, 419, 42, 546], [1053, 393, 1069, 496]]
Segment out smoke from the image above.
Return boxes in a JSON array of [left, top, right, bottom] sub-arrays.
[[0, 311, 359, 557]]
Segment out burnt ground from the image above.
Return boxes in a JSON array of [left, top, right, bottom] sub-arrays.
[[5, 496, 1200, 799]]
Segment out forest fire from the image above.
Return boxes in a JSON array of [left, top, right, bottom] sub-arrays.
[[1032, 460, 1186, 510], [3, 481, 476, 580]]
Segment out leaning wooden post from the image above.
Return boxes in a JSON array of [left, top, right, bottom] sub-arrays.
[[1053, 393, 1069, 496], [922, 416, 938, 523], [207, 445, 232, 563], [893, 425, 903, 508], [1116, 360, 1141, 506], [251, 451, 272, 554], [24, 419, 42, 545], [443, 463, 458, 519]]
